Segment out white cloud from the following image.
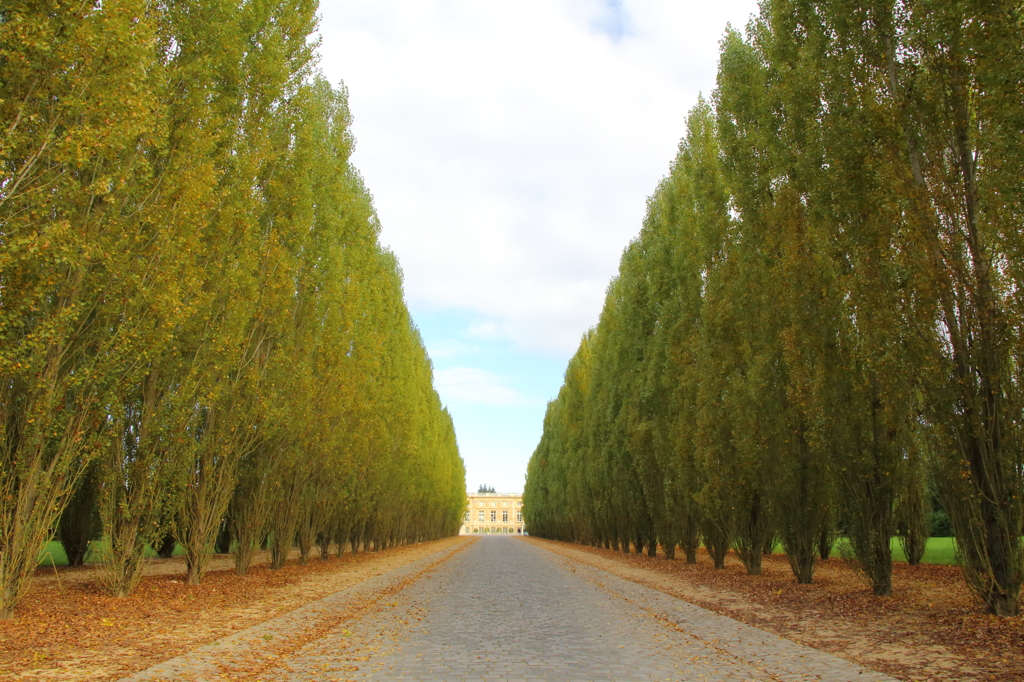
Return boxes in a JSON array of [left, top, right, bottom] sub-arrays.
[[317, 0, 761, 356], [315, 0, 762, 490], [424, 338, 483, 360], [433, 367, 539, 408]]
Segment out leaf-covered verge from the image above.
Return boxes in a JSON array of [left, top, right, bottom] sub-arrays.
[[0, 536, 469, 680], [532, 538, 1024, 682], [0, 0, 466, 618], [524, 0, 1024, 616]]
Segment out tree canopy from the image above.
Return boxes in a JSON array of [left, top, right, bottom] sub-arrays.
[[524, 0, 1024, 616], [0, 0, 466, 617]]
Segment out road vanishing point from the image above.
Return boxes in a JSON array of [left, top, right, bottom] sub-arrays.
[[124, 536, 897, 681]]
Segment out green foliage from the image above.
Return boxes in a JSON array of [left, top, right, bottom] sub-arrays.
[[525, 0, 1024, 615], [1, 0, 464, 615], [931, 511, 953, 539]]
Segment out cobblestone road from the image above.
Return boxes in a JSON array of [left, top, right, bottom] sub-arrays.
[[280, 537, 893, 682], [124, 536, 897, 682]]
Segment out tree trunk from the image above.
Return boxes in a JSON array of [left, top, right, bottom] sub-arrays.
[[735, 493, 769, 576], [59, 463, 101, 567], [704, 527, 730, 570]]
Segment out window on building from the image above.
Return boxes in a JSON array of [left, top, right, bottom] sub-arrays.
[[490, 510, 496, 522], [478, 501, 484, 507], [478, 511, 484, 521], [516, 511, 522, 522], [490, 502, 496, 507], [502, 501, 508, 507], [464, 511, 470, 521], [502, 511, 508, 522]]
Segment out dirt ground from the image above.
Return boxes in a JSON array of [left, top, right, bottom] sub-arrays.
[[528, 538, 1024, 682], [0, 537, 468, 681]]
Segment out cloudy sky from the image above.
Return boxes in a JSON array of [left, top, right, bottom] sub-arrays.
[[316, 0, 761, 493]]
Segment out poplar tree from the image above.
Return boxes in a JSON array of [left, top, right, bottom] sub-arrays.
[[1, 0, 176, 617], [875, 0, 1024, 615], [526, 0, 1023, 614], [1, 0, 466, 614]]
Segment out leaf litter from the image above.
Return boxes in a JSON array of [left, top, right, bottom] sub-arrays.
[[530, 537, 1024, 682], [0, 537, 468, 681]]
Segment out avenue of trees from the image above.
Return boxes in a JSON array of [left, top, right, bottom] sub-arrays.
[[524, 0, 1024, 616], [0, 0, 466, 619]]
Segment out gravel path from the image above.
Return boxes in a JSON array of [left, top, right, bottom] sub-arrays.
[[123, 536, 897, 681]]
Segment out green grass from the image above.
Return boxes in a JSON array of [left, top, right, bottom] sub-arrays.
[[889, 536, 957, 565], [37, 541, 76, 567], [761, 536, 958, 565], [819, 536, 957, 565], [37, 540, 185, 567]]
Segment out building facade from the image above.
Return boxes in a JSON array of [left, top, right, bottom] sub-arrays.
[[460, 492, 525, 535]]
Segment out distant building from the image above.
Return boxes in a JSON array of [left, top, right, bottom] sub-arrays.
[[460, 492, 525, 535]]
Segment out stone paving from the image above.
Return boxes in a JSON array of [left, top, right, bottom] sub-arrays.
[[280, 537, 894, 682], [123, 536, 898, 682]]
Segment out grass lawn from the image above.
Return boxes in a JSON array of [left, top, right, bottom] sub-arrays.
[[37, 540, 185, 567], [824, 536, 957, 565], [760, 536, 958, 565], [889, 536, 957, 565]]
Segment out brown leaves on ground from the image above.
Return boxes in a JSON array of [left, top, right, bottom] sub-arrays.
[[6, 537, 1020, 682], [0, 538, 465, 681], [530, 538, 1024, 682]]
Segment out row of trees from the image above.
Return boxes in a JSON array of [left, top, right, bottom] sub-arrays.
[[0, 0, 466, 618], [524, 0, 1024, 616]]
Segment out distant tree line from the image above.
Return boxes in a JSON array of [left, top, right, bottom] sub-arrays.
[[524, 0, 1024, 616], [0, 0, 466, 618]]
